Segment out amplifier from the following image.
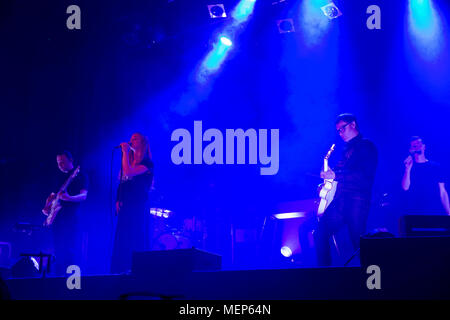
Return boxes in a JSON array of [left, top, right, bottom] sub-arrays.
[[399, 215, 450, 236]]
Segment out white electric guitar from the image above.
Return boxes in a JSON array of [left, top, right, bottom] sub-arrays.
[[42, 166, 81, 227], [317, 144, 338, 218]]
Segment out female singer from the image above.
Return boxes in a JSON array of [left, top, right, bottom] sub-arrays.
[[111, 132, 154, 274]]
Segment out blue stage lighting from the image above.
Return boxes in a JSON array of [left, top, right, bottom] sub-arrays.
[[232, 0, 257, 22], [220, 36, 233, 46], [408, 0, 443, 60], [299, 0, 332, 47], [199, 36, 234, 76], [409, 0, 442, 35], [410, 0, 433, 27], [280, 246, 292, 258]]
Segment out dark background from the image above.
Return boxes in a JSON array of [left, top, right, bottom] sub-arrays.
[[1, 0, 449, 273]]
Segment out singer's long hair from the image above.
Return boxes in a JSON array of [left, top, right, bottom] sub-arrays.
[[129, 132, 152, 166]]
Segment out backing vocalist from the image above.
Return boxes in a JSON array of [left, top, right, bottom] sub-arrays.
[[401, 136, 450, 216]]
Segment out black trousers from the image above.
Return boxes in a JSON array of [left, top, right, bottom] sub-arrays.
[[52, 214, 81, 275], [314, 193, 371, 266]]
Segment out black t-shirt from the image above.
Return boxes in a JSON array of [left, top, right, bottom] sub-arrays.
[[333, 134, 378, 198], [53, 167, 89, 223], [117, 159, 154, 208], [405, 161, 445, 215]]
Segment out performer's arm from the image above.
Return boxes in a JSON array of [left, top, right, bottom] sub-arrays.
[[58, 189, 88, 202], [439, 183, 450, 215], [120, 143, 148, 177], [58, 173, 88, 202], [401, 156, 413, 191]]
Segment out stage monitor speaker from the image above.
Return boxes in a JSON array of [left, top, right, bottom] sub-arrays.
[[132, 248, 222, 277], [399, 215, 450, 237], [10, 257, 40, 278], [360, 236, 450, 299]]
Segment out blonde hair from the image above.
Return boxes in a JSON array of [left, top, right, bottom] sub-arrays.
[[130, 132, 152, 165]]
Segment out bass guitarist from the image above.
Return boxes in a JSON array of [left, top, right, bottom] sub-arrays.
[[314, 114, 378, 266], [43, 150, 88, 275]]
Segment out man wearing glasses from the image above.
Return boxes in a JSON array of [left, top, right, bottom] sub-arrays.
[[314, 113, 378, 266]]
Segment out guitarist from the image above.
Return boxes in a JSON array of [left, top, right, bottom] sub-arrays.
[[44, 150, 88, 275], [314, 114, 378, 266]]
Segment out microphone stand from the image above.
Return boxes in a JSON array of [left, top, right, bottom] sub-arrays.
[[110, 147, 124, 269]]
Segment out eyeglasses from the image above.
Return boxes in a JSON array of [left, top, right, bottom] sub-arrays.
[[336, 122, 351, 134]]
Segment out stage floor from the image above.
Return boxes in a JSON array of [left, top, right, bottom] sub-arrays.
[[4, 236, 450, 300], [4, 266, 363, 300]]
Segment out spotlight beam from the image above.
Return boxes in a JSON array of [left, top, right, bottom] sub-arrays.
[[232, 0, 257, 22]]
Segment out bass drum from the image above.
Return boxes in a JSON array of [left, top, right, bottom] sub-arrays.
[[152, 231, 192, 251]]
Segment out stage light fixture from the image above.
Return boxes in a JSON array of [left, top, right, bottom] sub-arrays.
[[276, 18, 295, 33], [273, 212, 306, 220], [208, 4, 227, 18], [11, 257, 40, 278], [321, 2, 342, 19], [280, 246, 292, 258]]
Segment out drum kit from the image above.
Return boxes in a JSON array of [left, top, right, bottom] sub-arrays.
[[149, 208, 207, 251]]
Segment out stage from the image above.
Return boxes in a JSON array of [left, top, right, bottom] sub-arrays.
[[2, 0, 450, 304], [4, 235, 450, 300], [3, 267, 361, 300], [4, 265, 450, 300]]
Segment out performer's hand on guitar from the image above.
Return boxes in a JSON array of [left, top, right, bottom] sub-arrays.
[[45, 192, 56, 203], [404, 155, 413, 171], [57, 190, 72, 201], [320, 168, 336, 180], [42, 193, 56, 215]]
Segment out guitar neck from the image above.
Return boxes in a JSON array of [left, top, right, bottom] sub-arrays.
[[323, 159, 329, 172], [59, 169, 78, 192]]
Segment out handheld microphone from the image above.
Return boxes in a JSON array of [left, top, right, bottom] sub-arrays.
[[113, 142, 134, 151]]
